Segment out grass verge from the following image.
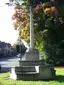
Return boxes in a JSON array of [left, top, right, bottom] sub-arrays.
[[0, 67, 64, 85]]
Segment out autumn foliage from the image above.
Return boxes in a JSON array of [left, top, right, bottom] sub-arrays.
[[12, 5, 30, 41], [12, 1, 59, 40]]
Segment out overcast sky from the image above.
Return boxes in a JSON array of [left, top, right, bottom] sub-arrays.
[[0, 0, 19, 45]]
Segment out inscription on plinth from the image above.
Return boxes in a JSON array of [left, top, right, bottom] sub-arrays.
[[19, 60, 45, 66]]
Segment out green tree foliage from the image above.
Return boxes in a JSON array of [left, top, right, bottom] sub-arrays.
[[21, 0, 48, 7]]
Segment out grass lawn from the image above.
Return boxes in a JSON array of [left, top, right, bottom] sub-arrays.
[[0, 67, 64, 85]]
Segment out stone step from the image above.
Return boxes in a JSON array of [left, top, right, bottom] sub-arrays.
[[11, 66, 39, 73], [16, 73, 39, 80], [10, 67, 39, 80], [16, 71, 39, 75], [15, 66, 36, 72]]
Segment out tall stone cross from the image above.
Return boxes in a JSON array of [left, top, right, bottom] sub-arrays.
[[23, 6, 39, 61]]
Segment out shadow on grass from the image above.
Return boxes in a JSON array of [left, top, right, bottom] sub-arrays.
[[55, 75, 64, 82], [16, 75, 64, 81]]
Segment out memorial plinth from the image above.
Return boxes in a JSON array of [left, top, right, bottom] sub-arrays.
[[10, 59, 55, 80]]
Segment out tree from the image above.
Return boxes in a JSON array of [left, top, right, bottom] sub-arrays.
[[12, 0, 64, 65]]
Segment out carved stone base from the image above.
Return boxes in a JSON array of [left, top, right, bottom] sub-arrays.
[[21, 48, 39, 61]]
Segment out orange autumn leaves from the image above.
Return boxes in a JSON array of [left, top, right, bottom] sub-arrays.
[[44, 7, 58, 16], [12, 5, 30, 40], [33, 2, 58, 16]]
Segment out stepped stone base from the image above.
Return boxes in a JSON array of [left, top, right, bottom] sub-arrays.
[[10, 63, 55, 80]]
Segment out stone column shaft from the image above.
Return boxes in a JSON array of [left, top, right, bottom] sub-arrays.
[[30, 6, 34, 48]]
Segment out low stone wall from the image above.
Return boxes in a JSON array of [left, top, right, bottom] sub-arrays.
[[39, 65, 56, 80]]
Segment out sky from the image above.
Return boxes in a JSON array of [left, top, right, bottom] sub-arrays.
[[0, 0, 19, 45]]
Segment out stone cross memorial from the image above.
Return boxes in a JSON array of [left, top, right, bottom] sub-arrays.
[[10, 0, 56, 80], [21, 6, 39, 61]]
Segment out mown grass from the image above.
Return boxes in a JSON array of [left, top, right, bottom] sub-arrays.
[[0, 67, 64, 85]]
